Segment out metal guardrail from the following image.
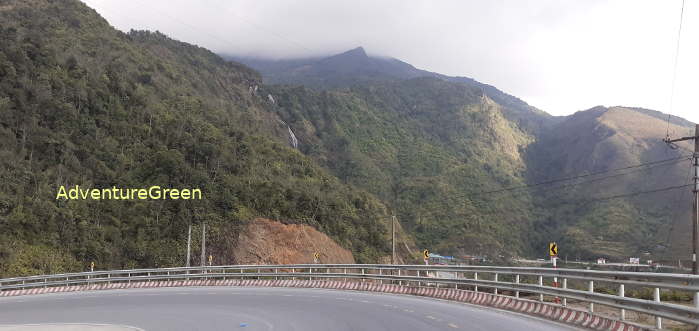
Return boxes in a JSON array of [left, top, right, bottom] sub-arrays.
[[2, 264, 698, 328]]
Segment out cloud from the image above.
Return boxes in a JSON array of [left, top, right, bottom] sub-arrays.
[[82, 0, 698, 123]]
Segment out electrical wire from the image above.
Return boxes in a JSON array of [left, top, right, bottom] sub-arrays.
[[666, 0, 686, 139], [481, 154, 690, 195], [396, 155, 692, 221], [579, 183, 692, 206]]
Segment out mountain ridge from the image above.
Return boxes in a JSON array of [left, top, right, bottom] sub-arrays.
[[227, 47, 549, 135], [234, 48, 695, 262]]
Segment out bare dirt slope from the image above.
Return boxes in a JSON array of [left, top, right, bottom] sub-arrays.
[[233, 218, 355, 264]]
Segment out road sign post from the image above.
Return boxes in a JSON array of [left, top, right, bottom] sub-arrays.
[[313, 252, 320, 264], [423, 249, 429, 265], [549, 242, 560, 304]]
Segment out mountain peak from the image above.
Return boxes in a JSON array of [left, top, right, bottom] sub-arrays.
[[339, 46, 368, 58]]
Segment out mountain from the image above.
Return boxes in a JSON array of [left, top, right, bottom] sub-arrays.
[[261, 77, 538, 256], [231, 47, 429, 89], [233, 49, 695, 263], [1, 0, 695, 278], [528, 106, 693, 259], [0, 0, 392, 276], [229, 48, 549, 134]]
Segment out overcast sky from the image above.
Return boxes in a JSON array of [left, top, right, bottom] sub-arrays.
[[82, 0, 698, 124]]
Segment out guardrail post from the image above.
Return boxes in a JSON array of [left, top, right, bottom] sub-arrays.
[[515, 274, 520, 298], [538, 275, 543, 302], [618, 284, 625, 320], [128, 273, 131, 284], [588, 280, 594, 312], [654, 287, 662, 329], [344, 268, 347, 282], [562, 278, 567, 307], [361, 268, 365, 283], [474, 272, 478, 292], [379, 268, 383, 285], [494, 274, 498, 295], [275, 268, 278, 280], [398, 269, 402, 286]]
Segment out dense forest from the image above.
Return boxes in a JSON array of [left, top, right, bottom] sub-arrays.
[[0, 0, 390, 276], [264, 79, 538, 255]]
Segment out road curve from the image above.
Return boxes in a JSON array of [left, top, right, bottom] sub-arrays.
[[0, 287, 575, 331]]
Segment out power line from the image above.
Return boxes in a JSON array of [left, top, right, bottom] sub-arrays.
[[481, 155, 691, 195], [405, 182, 694, 222], [397, 156, 692, 220], [666, 0, 686, 139], [523, 157, 688, 194], [580, 183, 692, 206]]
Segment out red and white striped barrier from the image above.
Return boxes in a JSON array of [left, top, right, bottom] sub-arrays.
[[1, 279, 643, 330]]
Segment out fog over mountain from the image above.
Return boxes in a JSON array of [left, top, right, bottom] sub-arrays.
[[82, 0, 699, 123]]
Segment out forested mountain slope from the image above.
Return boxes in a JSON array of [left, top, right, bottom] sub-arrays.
[[238, 49, 695, 262], [0, 0, 391, 276], [527, 106, 693, 260], [264, 78, 538, 256]]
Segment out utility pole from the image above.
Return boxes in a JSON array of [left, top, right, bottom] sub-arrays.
[[186, 224, 192, 267], [200, 222, 206, 267], [391, 215, 396, 264], [664, 124, 699, 275]]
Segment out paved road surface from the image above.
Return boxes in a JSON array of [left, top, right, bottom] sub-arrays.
[[0, 287, 574, 330]]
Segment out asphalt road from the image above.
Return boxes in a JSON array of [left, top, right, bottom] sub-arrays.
[[0, 287, 574, 331]]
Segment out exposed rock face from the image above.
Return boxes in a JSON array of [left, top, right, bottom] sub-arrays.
[[233, 218, 355, 264]]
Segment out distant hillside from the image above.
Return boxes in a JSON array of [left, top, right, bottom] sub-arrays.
[[527, 106, 693, 260], [228, 48, 549, 135], [232, 48, 696, 263]]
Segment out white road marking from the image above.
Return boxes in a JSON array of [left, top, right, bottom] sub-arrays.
[[448, 323, 459, 328]]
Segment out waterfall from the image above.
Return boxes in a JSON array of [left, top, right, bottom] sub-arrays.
[[287, 126, 298, 149]]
